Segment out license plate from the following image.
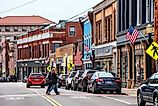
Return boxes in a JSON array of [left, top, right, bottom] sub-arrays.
[[34, 79, 40, 81], [106, 81, 112, 84]]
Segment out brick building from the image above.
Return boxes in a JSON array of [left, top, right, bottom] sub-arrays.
[[17, 27, 66, 80], [92, 0, 117, 72], [0, 16, 54, 79], [117, 0, 154, 88]]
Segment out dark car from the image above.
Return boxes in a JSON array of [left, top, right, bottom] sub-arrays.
[[58, 74, 68, 88], [7, 75, 17, 82], [71, 70, 84, 90], [77, 69, 97, 92], [137, 72, 158, 106], [87, 71, 121, 94], [26, 73, 46, 88], [65, 71, 77, 90]]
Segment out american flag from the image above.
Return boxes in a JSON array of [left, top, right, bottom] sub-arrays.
[[126, 26, 139, 44], [84, 44, 89, 52]]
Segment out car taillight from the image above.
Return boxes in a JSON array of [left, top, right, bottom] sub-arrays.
[[96, 78, 103, 82], [115, 79, 121, 83]]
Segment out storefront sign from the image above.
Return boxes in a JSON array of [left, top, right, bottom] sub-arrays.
[[95, 46, 112, 57]]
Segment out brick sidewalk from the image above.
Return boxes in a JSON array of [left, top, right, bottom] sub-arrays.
[[121, 88, 138, 97]]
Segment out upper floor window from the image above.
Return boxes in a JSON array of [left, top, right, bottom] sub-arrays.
[[52, 43, 61, 53], [14, 27, 18, 32], [5, 27, 10, 32], [22, 26, 27, 32], [96, 20, 102, 44], [69, 26, 76, 36]]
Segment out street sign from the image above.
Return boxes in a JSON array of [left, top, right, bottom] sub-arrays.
[[12, 70, 15, 75], [146, 41, 158, 60], [47, 65, 51, 72], [68, 62, 74, 71]]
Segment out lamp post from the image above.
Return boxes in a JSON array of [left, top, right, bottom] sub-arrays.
[[91, 43, 95, 68], [146, 24, 153, 78], [65, 54, 68, 74]]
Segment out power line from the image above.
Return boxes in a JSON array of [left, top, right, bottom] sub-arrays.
[[0, 0, 38, 14], [65, 8, 92, 21]]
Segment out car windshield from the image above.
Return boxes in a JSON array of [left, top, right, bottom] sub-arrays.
[[79, 72, 84, 77], [97, 72, 114, 77], [70, 72, 77, 77], [30, 73, 42, 77], [62, 75, 68, 79]]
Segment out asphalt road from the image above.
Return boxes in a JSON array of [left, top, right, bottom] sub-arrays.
[[0, 82, 153, 106]]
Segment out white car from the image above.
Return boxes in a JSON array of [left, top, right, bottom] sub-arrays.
[[65, 71, 77, 90]]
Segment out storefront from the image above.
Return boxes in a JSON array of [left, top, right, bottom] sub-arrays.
[[94, 42, 117, 73]]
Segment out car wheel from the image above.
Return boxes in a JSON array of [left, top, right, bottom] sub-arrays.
[[154, 95, 158, 106], [26, 84, 30, 88], [87, 86, 91, 93], [137, 92, 146, 106], [92, 83, 97, 94]]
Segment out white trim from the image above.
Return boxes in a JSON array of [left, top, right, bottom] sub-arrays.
[[18, 46, 22, 48], [42, 41, 49, 44], [95, 41, 117, 49], [23, 45, 28, 48], [52, 41, 63, 43]]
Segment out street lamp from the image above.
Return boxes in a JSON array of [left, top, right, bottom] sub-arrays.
[[146, 24, 153, 78], [91, 43, 95, 68], [65, 54, 68, 74]]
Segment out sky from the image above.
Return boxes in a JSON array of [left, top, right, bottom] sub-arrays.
[[0, 0, 103, 23]]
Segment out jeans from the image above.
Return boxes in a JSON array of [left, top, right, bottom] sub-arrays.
[[46, 83, 59, 94]]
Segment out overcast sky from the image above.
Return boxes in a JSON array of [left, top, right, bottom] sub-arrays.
[[0, 0, 102, 23]]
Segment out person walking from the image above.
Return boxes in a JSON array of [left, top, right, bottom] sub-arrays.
[[46, 68, 60, 95]]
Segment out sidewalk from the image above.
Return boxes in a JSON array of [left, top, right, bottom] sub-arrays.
[[121, 88, 138, 97]]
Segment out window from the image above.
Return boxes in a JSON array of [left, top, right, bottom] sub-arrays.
[[104, 15, 112, 42], [14, 27, 18, 32], [5, 27, 10, 32], [96, 20, 102, 44], [69, 26, 75, 36], [52, 43, 61, 53]]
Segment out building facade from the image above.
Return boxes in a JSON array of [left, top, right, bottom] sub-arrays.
[[65, 22, 82, 44], [0, 16, 53, 78], [117, 0, 155, 88], [17, 27, 65, 80], [93, 0, 117, 72], [56, 44, 75, 74], [81, 14, 93, 69]]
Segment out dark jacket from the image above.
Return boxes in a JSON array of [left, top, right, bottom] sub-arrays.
[[47, 72, 58, 84]]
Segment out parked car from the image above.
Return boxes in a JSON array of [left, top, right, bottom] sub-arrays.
[[137, 72, 158, 106], [7, 75, 17, 82], [22, 76, 28, 83], [78, 69, 97, 91], [26, 73, 46, 88], [71, 70, 84, 90], [87, 71, 121, 94], [58, 74, 69, 88], [65, 71, 77, 90]]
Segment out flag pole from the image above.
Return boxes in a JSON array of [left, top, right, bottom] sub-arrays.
[[139, 32, 149, 44]]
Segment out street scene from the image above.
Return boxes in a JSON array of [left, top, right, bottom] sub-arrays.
[[0, 0, 157, 106]]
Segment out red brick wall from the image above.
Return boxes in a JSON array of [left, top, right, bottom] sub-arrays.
[[65, 22, 82, 44]]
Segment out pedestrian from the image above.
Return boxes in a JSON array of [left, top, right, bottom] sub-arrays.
[[46, 68, 60, 95]]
